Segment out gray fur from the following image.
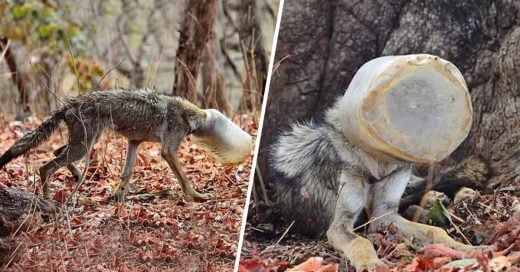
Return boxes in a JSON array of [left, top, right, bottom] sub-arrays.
[[271, 101, 405, 236], [271, 99, 476, 270], [0, 89, 213, 201]]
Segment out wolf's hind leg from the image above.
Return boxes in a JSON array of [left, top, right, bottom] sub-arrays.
[[41, 122, 100, 199], [115, 140, 140, 202], [53, 145, 83, 182], [378, 213, 475, 251], [370, 166, 475, 251], [41, 143, 88, 198], [327, 172, 385, 271]]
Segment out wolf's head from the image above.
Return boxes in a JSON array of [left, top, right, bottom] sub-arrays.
[[190, 109, 252, 165]]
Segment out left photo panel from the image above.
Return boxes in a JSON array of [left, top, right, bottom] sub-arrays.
[[0, 0, 279, 271]]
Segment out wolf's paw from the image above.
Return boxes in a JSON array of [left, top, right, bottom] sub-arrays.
[[185, 191, 211, 202], [355, 259, 389, 272]]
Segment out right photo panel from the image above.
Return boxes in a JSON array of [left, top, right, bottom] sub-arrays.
[[239, 1, 520, 271]]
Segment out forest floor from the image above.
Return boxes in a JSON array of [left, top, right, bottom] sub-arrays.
[[240, 183, 520, 271], [0, 116, 256, 272]]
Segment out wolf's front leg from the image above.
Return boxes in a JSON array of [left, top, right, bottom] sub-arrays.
[[160, 137, 209, 201], [370, 165, 475, 251], [327, 171, 387, 271]]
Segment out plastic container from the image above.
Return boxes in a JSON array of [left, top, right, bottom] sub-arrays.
[[338, 54, 472, 163], [190, 109, 252, 165]]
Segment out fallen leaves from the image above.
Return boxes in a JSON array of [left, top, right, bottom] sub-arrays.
[[287, 257, 338, 272], [239, 258, 289, 272], [0, 115, 256, 271], [418, 244, 467, 259], [405, 257, 435, 272], [241, 190, 520, 272]]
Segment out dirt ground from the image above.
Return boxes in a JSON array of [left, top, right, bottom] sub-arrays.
[[0, 116, 256, 271]]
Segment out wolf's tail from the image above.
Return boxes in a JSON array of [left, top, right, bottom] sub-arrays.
[[0, 108, 67, 169], [432, 156, 490, 197]]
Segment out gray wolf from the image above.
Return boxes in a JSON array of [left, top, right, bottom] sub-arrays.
[[0, 89, 252, 202], [270, 101, 484, 271]]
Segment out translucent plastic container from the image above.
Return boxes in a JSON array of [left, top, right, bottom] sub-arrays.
[[338, 54, 472, 163], [190, 109, 252, 165]]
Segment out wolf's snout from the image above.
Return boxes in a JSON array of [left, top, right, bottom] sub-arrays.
[[190, 109, 252, 164]]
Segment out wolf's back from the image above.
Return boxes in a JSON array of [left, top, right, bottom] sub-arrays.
[[270, 122, 343, 237], [0, 108, 67, 168]]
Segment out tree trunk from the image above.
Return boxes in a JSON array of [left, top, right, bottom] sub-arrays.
[[0, 187, 56, 237], [201, 35, 233, 116], [260, 0, 520, 190], [0, 36, 30, 116], [172, 0, 217, 103], [0, 187, 56, 265]]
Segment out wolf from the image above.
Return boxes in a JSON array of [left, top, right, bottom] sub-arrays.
[[0, 89, 252, 202], [270, 100, 486, 271]]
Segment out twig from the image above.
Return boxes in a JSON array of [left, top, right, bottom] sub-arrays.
[[174, 57, 198, 92], [125, 190, 175, 200], [261, 220, 295, 254], [272, 54, 291, 73], [254, 164, 270, 204], [4, 242, 23, 268], [29, 62, 67, 112], [354, 211, 395, 232], [250, 226, 265, 233], [446, 210, 466, 224], [66, 39, 82, 91], [450, 219, 472, 245], [95, 57, 126, 90], [0, 38, 10, 61], [275, 220, 295, 245], [252, 179, 259, 215], [219, 38, 242, 80], [478, 201, 507, 216], [463, 201, 481, 224], [116, 16, 137, 63]]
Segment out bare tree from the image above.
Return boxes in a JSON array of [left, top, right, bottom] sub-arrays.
[[0, 36, 29, 116], [172, 0, 217, 102]]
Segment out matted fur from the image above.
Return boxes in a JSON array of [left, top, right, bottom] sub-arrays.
[[0, 89, 250, 202], [271, 101, 406, 236]]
